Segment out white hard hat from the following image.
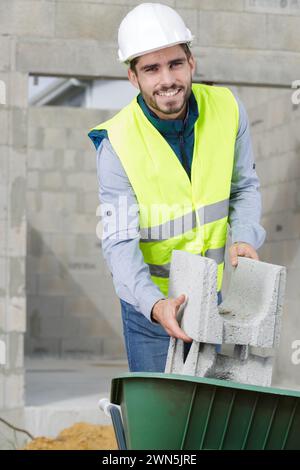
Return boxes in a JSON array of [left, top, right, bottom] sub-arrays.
[[118, 3, 194, 63]]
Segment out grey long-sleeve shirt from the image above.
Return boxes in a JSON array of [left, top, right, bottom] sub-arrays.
[[96, 93, 266, 322]]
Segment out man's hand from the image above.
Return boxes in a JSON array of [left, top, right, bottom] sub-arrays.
[[229, 242, 259, 267], [151, 294, 192, 342]]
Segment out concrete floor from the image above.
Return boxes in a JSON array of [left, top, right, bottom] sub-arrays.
[[24, 357, 128, 438]]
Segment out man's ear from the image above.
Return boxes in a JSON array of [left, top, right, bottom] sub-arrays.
[[128, 68, 139, 90]]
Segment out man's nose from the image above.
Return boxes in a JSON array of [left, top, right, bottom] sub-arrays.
[[159, 67, 175, 88]]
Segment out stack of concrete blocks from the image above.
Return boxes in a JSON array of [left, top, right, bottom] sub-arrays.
[[165, 251, 286, 387]]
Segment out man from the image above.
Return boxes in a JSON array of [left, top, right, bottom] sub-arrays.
[[88, 3, 266, 373]]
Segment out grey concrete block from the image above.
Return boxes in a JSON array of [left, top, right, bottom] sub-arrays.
[[40, 172, 64, 190], [168, 250, 223, 343], [0, 37, 11, 72], [193, 46, 300, 87], [9, 257, 25, 297], [6, 297, 26, 333], [4, 332, 24, 370], [220, 257, 286, 348], [16, 39, 125, 78], [27, 171, 39, 190], [245, 0, 300, 15], [176, 0, 243, 10], [0, 110, 9, 145], [0, 0, 55, 37], [198, 11, 267, 50], [3, 373, 24, 409], [66, 173, 97, 191], [55, 3, 127, 43], [43, 128, 67, 149], [9, 108, 28, 149], [28, 149, 55, 169], [25, 336, 62, 357], [0, 257, 6, 297], [0, 72, 28, 108]]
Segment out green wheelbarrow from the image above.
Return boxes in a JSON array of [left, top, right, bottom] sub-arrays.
[[99, 372, 300, 450]]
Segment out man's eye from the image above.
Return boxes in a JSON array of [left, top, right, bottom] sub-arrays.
[[145, 68, 157, 73], [171, 62, 183, 68]]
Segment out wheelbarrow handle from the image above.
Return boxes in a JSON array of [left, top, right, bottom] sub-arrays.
[[98, 398, 127, 450]]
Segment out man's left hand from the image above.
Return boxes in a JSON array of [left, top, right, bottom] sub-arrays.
[[229, 242, 259, 268]]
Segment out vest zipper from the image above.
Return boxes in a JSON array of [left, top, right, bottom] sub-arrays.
[[178, 132, 190, 180]]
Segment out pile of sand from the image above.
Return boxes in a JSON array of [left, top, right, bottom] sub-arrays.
[[23, 422, 117, 450]]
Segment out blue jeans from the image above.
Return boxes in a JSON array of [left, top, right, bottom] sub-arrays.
[[120, 291, 223, 372]]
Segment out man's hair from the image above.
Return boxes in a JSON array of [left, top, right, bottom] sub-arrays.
[[129, 43, 192, 74]]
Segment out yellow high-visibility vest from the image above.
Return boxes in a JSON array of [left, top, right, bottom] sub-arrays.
[[90, 84, 239, 295]]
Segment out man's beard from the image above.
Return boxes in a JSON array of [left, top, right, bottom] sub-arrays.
[[139, 79, 192, 118]]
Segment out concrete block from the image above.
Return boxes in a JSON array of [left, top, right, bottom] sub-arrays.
[[25, 337, 62, 357], [4, 373, 24, 408], [55, 3, 127, 43], [0, 256, 6, 297], [4, 333, 24, 370], [9, 257, 25, 297], [0, 298, 5, 331], [43, 128, 66, 149], [37, 274, 71, 296], [9, 108, 28, 149], [40, 172, 64, 191], [63, 150, 84, 171], [40, 191, 77, 214], [61, 213, 96, 235], [176, 0, 243, 10], [16, 39, 124, 78], [27, 171, 39, 190], [0, 186, 8, 224], [28, 149, 55, 169], [0, 146, 8, 186], [245, 0, 300, 15], [0, 0, 55, 37], [6, 297, 26, 333], [0, 37, 10, 72], [27, 295, 64, 320], [220, 257, 286, 348], [0, 72, 28, 108], [0, 110, 9, 145], [66, 173, 97, 190], [193, 46, 300, 87], [168, 250, 223, 343], [6, 219, 26, 257], [27, 127, 45, 149], [198, 11, 267, 50], [29, 106, 108, 131], [66, 128, 93, 151]]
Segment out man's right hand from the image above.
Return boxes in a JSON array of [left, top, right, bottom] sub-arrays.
[[151, 294, 193, 342]]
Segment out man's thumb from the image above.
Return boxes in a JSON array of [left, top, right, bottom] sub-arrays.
[[175, 294, 186, 305]]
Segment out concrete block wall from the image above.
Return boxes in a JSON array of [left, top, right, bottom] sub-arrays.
[[25, 106, 125, 359]]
